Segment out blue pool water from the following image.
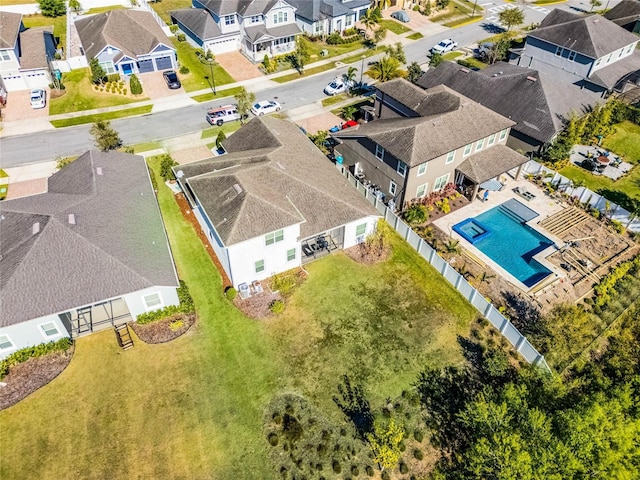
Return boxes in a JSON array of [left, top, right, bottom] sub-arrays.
[[456, 203, 553, 287]]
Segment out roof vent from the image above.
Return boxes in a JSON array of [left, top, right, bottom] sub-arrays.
[[233, 183, 243, 194], [526, 76, 537, 82], [493, 73, 498, 77], [68, 214, 76, 225], [499, 71, 503, 75], [276, 161, 286, 170], [460, 68, 470, 73], [96, 167, 103, 175], [32, 223, 40, 235]]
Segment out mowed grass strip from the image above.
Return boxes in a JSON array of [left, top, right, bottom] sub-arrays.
[[23, 13, 67, 52], [50, 106, 152, 127]]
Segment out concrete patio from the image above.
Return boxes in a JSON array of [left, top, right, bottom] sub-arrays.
[[570, 144, 633, 180]]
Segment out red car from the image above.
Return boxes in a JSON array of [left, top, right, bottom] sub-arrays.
[[342, 120, 358, 129]]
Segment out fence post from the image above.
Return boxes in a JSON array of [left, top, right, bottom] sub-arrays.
[[394, 215, 400, 231], [469, 288, 477, 303], [515, 336, 526, 352], [499, 317, 509, 333], [428, 247, 435, 263], [404, 225, 411, 241], [484, 303, 493, 318], [441, 261, 449, 276], [454, 274, 462, 289]]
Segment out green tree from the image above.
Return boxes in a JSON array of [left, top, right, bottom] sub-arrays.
[[367, 418, 405, 471], [344, 65, 358, 88], [373, 25, 387, 46], [90, 120, 122, 152], [407, 62, 423, 83], [159, 154, 178, 180], [68, 0, 82, 13], [37, 0, 65, 17], [129, 74, 143, 95], [429, 52, 443, 68], [361, 7, 382, 38], [590, 0, 602, 11], [498, 7, 525, 31], [385, 42, 406, 64], [366, 55, 405, 82], [485, 34, 513, 64], [233, 87, 256, 123], [403, 204, 428, 224], [89, 57, 106, 84], [341, 105, 357, 120], [215, 131, 226, 149], [288, 36, 310, 73]]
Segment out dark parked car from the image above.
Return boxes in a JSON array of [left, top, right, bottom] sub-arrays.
[[163, 70, 181, 89]]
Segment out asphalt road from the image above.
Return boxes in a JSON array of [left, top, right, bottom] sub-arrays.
[[0, 0, 617, 167]]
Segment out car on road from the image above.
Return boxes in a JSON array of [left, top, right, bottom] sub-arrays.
[[206, 104, 241, 126], [30, 89, 46, 109], [162, 70, 181, 89], [430, 38, 458, 55], [250, 99, 281, 116], [324, 77, 355, 96], [391, 10, 410, 22]]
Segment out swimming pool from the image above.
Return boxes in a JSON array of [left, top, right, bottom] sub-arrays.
[[454, 201, 554, 287]]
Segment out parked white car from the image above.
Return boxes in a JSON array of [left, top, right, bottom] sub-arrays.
[[30, 89, 46, 109], [250, 100, 281, 116], [430, 38, 458, 55], [324, 77, 355, 96]]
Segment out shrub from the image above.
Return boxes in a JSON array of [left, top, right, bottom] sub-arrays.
[[413, 430, 424, 442], [456, 58, 481, 70], [610, 219, 625, 234], [270, 299, 285, 314], [107, 73, 120, 83], [271, 272, 297, 296], [399, 462, 408, 474], [327, 32, 342, 44], [351, 465, 359, 476], [123, 89, 127, 95], [225, 287, 237, 300], [332, 460, 342, 473], [159, 154, 178, 180], [268, 432, 279, 446], [381, 471, 390, 480], [136, 305, 183, 324], [177, 280, 195, 311], [169, 319, 184, 331], [129, 74, 143, 95], [176, 33, 186, 42], [365, 465, 374, 476], [169, 24, 179, 33], [344, 27, 358, 36], [0, 338, 72, 379], [413, 449, 424, 460], [179, 65, 190, 75]]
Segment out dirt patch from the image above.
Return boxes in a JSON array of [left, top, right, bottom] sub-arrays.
[[233, 288, 282, 320], [0, 346, 75, 411], [130, 312, 196, 344]]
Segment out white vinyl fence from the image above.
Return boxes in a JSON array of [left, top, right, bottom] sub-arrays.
[[338, 164, 552, 373], [524, 160, 640, 232]]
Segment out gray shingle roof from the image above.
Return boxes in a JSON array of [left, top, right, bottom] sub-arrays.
[[19, 27, 54, 70], [75, 10, 174, 62], [334, 81, 514, 166], [170, 9, 222, 41], [197, 0, 282, 16], [244, 22, 301, 42], [604, 0, 640, 27], [176, 117, 378, 245], [456, 145, 528, 183], [288, 0, 366, 21], [417, 62, 603, 143], [0, 11, 22, 50], [0, 151, 179, 328], [530, 10, 639, 58], [588, 50, 640, 88]]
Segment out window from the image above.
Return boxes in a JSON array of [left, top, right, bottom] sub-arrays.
[[389, 181, 397, 196], [346, 14, 353, 26], [143, 292, 163, 311], [555, 46, 562, 57], [100, 62, 115, 74], [568, 51, 576, 61], [417, 163, 427, 176], [433, 173, 449, 192], [397, 161, 407, 177], [224, 14, 235, 25], [463, 143, 472, 156], [375, 144, 384, 160], [499, 128, 508, 140], [287, 248, 296, 262], [314, 22, 324, 33], [265, 229, 284, 245], [255, 260, 265, 273], [594, 58, 602, 67], [445, 151, 455, 164], [488, 133, 497, 146], [0, 51, 10, 61], [0, 335, 14, 351], [273, 11, 288, 24], [356, 223, 367, 236], [618, 49, 624, 58], [40, 322, 60, 338], [251, 15, 260, 23], [416, 183, 428, 198], [626, 45, 634, 54], [475, 138, 484, 151]]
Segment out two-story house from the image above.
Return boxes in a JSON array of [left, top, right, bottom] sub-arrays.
[[331, 79, 529, 209], [171, 0, 302, 62], [287, 0, 371, 36], [75, 9, 177, 76], [173, 116, 380, 289], [510, 10, 640, 93], [605, 0, 640, 34], [0, 11, 56, 92]]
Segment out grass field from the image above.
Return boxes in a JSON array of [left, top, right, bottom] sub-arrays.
[[200, 122, 242, 139], [51, 106, 152, 127], [85, 5, 125, 14], [379, 19, 412, 35], [23, 13, 67, 53], [172, 39, 235, 91], [0, 159, 477, 478], [192, 86, 245, 103], [150, 0, 191, 23], [407, 32, 424, 40]]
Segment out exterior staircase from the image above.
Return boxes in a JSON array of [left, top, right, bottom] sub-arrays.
[[114, 323, 134, 350]]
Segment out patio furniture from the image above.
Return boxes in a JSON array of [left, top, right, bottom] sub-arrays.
[[513, 186, 536, 201]]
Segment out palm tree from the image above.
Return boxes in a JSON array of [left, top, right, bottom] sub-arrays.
[[477, 271, 495, 286], [344, 66, 358, 90], [366, 55, 405, 83], [443, 239, 460, 255], [341, 105, 358, 121], [361, 7, 382, 38]]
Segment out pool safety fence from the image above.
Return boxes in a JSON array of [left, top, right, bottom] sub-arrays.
[[339, 164, 552, 374]]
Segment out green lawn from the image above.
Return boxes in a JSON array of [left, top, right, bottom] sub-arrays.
[[50, 69, 147, 115], [305, 38, 367, 61], [200, 122, 242, 139], [172, 39, 235, 91], [150, 0, 191, 23], [85, 5, 125, 14], [431, 0, 483, 24], [50, 106, 152, 127], [407, 32, 424, 40], [602, 121, 640, 161], [379, 19, 412, 35], [192, 86, 245, 103], [443, 51, 464, 60], [23, 13, 67, 52], [0, 159, 477, 478]]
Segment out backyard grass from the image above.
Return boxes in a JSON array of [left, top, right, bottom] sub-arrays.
[[150, 0, 191, 23], [407, 32, 424, 40], [50, 69, 146, 114], [23, 13, 67, 52], [0, 160, 477, 477], [379, 19, 412, 35], [85, 5, 125, 14], [50, 106, 152, 127], [172, 39, 235, 92]]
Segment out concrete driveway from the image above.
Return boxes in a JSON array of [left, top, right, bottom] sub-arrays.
[[2, 89, 50, 122], [139, 71, 185, 100]]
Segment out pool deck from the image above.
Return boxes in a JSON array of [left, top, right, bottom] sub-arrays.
[[434, 178, 567, 293]]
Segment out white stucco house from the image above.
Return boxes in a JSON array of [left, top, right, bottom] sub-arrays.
[[0, 151, 180, 359], [288, 0, 371, 35], [174, 116, 380, 289]]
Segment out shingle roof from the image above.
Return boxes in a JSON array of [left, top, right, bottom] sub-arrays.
[[0, 11, 22, 50], [244, 22, 301, 42], [170, 9, 222, 41], [0, 151, 179, 328], [456, 145, 528, 184], [530, 10, 638, 58], [589, 50, 640, 88], [288, 0, 365, 21], [75, 10, 173, 62], [417, 62, 603, 143], [176, 117, 378, 245], [376, 78, 463, 117], [18, 27, 54, 70], [604, 0, 640, 28], [333, 81, 514, 166], [197, 0, 282, 16]]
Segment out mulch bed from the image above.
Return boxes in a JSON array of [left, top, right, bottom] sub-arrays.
[[0, 345, 75, 411], [130, 312, 196, 344], [233, 289, 282, 320], [343, 243, 392, 265]]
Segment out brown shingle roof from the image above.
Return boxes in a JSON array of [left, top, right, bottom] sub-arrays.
[[19, 27, 54, 70], [0, 11, 22, 50], [456, 145, 528, 184]]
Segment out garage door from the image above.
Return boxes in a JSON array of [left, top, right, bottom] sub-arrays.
[[137, 59, 154, 73], [154, 56, 173, 70], [25, 71, 50, 89], [1, 73, 28, 91]]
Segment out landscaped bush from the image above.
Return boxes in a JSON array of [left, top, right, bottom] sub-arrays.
[[169, 24, 179, 34], [129, 74, 143, 95], [0, 338, 72, 379], [413, 430, 424, 442], [225, 287, 237, 300], [136, 281, 195, 324], [399, 461, 409, 474], [169, 319, 184, 331], [609, 219, 625, 234], [176, 33, 186, 42], [456, 58, 481, 70], [326, 33, 361, 45], [159, 154, 178, 180], [593, 256, 639, 307], [414, 449, 424, 460], [270, 271, 297, 296], [179, 65, 190, 75], [270, 299, 285, 314], [107, 73, 120, 83]]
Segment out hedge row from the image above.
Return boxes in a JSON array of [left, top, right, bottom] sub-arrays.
[[326, 33, 361, 45], [0, 338, 73, 380], [136, 280, 195, 325]]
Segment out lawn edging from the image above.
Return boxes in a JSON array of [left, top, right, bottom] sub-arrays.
[[50, 105, 152, 127]]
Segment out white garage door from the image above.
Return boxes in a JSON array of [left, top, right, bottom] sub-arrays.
[[205, 37, 238, 55], [24, 71, 50, 89], [1, 73, 28, 91]]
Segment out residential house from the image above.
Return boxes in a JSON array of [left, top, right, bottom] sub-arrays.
[[605, 0, 640, 34], [173, 116, 380, 289], [287, 0, 371, 36], [0, 11, 56, 92], [171, 0, 302, 62], [510, 10, 640, 93], [331, 79, 528, 208], [75, 9, 177, 76], [0, 150, 180, 359], [418, 62, 604, 153]]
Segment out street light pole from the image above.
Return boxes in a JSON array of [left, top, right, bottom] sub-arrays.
[[472, 0, 478, 17], [208, 59, 216, 95], [359, 55, 365, 86]]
